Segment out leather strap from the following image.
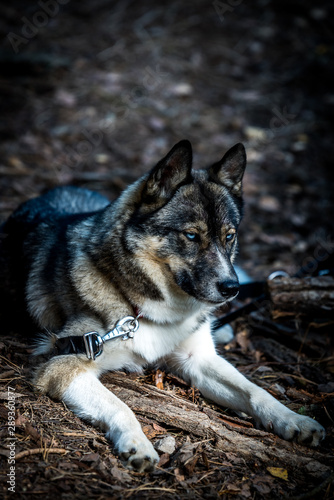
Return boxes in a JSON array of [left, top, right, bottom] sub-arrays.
[[53, 335, 91, 356]]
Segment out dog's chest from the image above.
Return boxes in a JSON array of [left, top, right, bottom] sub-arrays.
[[132, 319, 196, 362], [98, 313, 207, 371]]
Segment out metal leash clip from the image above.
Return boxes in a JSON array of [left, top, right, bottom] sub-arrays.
[[268, 270, 290, 281], [83, 332, 103, 360], [83, 316, 140, 360], [103, 315, 140, 342]]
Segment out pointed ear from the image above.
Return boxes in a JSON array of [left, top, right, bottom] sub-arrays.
[[208, 143, 246, 196], [143, 140, 192, 203]]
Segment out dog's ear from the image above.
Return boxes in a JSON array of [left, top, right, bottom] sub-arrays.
[[143, 140, 192, 203], [208, 143, 246, 196]]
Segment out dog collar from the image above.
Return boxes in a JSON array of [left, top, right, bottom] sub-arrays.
[[53, 314, 140, 361]]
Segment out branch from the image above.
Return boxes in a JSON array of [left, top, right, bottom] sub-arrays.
[[267, 276, 334, 317], [103, 372, 331, 474]]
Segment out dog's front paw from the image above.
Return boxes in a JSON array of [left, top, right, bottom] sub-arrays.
[[115, 431, 159, 472], [267, 412, 325, 447]]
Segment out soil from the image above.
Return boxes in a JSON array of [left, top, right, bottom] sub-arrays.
[[0, 1, 333, 499]]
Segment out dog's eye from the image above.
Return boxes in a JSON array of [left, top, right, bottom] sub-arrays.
[[226, 232, 236, 243], [184, 232, 199, 242]]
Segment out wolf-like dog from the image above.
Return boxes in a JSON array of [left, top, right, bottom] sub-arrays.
[[1, 141, 325, 472]]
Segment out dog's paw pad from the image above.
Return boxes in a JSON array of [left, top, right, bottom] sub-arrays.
[[116, 433, 159, 472], [275, 414, 325, 447], [130, 456, 157, 472], [119, 447, 136, 461], [298, 422, 325, 447], [125, 450, 159, 473]]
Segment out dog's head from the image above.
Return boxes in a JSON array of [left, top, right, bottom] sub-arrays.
[[127, 140, 246, 307]]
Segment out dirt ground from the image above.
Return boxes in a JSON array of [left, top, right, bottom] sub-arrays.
[[0, 1, 333, 498]]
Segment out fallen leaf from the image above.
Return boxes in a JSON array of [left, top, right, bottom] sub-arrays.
[[224, 483, 241, 493], [184, 454, 198, 475], [81, 452, 100, 462], [142, 424, 166, 440], [241, 482, 252, 498], [15, 414, 29, 427], [267, 467, 288, 481], [178, 441, 197, 464], [58, 461, 79, 470], [155, 369, 164, 389], [153, 422, 165, 432], [174, 467, 185, 482], [24, 422, 43, 443], [253, 481, 272, 495], [110, 465, 132, 482], [158, 453, 170, 467]]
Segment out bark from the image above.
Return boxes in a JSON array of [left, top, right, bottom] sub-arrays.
[[103, 372, 331, 475], [267, 276, 334, 317]]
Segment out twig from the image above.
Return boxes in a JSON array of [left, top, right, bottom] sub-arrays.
[[284, 373, 318, 386], [323, 404, 334, 424], [0, 355, 21, 371], [15, 447, 67, 460], [125, 485, 176, 495], [0, 370, 15, 379]]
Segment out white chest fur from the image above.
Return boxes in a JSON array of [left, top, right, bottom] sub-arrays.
[[95, 308, 210, 373]]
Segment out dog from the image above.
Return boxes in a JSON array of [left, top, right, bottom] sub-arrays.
[[1, 140, 325, 472]]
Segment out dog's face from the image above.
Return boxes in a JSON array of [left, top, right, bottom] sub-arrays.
[[126, 141, 246, 306]]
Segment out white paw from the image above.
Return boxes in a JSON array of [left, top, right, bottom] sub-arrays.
[[113, 431, 159, 472], [266, 411, 325, 447], [212, 324, 234, 344]]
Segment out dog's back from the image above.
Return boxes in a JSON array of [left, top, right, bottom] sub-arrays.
[[7, 186, 110, 226], [0, 187, 110, 334]]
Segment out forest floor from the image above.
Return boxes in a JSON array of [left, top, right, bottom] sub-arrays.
[[0, 1, 333, 498]]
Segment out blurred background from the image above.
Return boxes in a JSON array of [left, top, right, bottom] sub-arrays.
[[0, 0, 333, 278]]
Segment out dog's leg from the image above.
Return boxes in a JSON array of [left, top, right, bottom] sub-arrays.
[[168, 323, 325, 446], [34, 356, 159, 472]]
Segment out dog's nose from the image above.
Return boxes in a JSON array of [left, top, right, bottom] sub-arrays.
[[217, 280, 239, 299]]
